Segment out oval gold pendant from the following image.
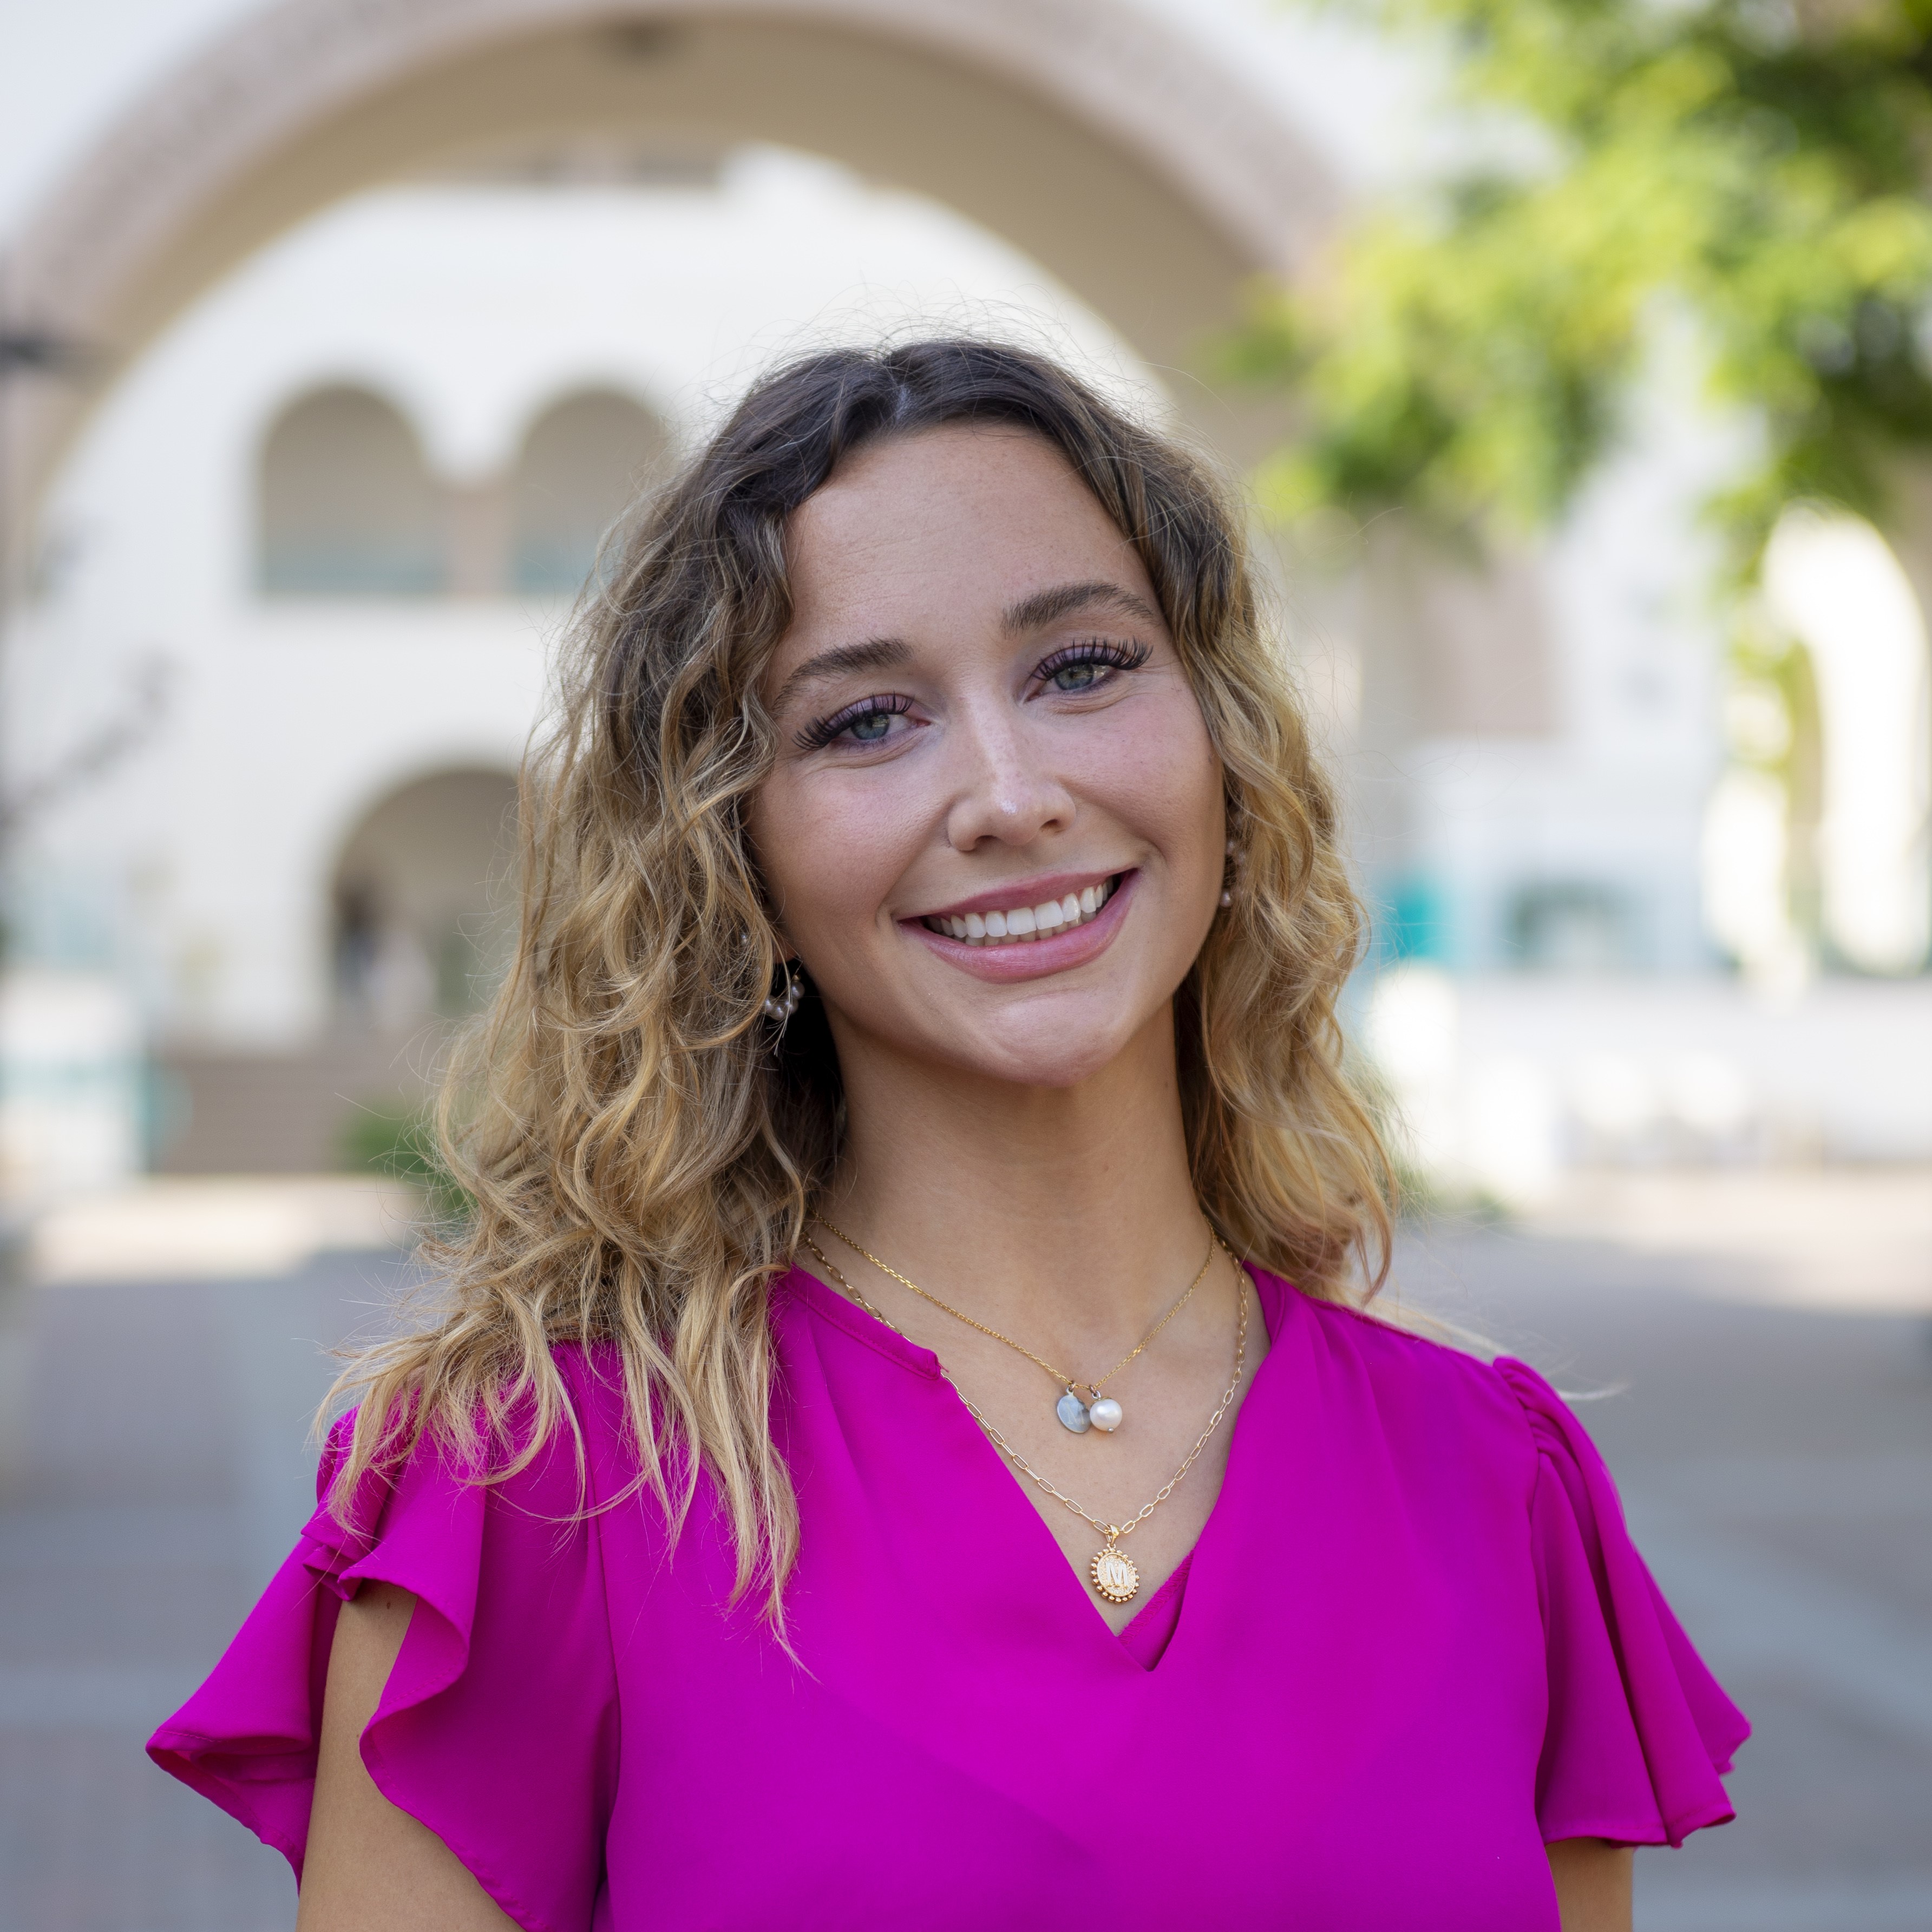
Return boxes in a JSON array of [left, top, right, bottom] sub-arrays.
[[1089, 1544, 1141, 1604]]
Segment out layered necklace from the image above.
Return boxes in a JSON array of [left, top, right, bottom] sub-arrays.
[[816, 1218, 1215, 1436], [802, 1222, 1249, 1607]]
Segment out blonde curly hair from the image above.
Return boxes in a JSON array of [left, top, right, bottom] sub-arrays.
[[328, 339, 1392, 1621]]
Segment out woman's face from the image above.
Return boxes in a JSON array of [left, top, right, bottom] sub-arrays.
[[750, 424, 1226, 1092]]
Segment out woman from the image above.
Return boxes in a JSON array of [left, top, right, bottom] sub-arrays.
[[151, 340, 1746, 1930]]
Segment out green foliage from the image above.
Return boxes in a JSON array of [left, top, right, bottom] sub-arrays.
[[1232, 0, 1932, 568], [338, 1101, 473, 1232]]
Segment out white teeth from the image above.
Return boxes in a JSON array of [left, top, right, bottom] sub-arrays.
[[924, 876, 1119, 945]]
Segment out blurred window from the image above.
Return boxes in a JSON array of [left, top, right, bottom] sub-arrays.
[[1505, 881, 1633, 972], [259, 387, 446, 597], [510, 390, 664, 596]]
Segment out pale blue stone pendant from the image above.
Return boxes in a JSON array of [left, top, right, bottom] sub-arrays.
[[1056, 1389, 1092, 1433]]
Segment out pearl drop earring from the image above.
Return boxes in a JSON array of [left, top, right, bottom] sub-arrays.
[[763, 959, 804, 1026], [1221, 836, 1245, 908]]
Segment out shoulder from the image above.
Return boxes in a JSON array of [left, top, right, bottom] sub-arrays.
[[1278, 1275, 1522, 1407], [1266, 1274, 1550, 1495], [313, 1340, 636, 1557], [158, 1366, 623, 1926]]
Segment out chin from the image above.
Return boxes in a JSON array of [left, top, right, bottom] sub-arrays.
[[942, 1011, 1147, 1092]]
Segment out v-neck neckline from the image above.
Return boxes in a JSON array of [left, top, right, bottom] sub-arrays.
[[780, 1260, 1288, 1672]]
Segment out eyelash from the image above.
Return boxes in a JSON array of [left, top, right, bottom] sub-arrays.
[[795, 637, 1150, 750], [1036, 638, 1151, 684], [795, 692, 914, 751]]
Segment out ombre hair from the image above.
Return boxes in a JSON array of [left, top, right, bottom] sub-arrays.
[[328, 338, 1392, 1620]]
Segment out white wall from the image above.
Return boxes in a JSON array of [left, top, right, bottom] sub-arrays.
[[1369, 967, 1932, 1199]]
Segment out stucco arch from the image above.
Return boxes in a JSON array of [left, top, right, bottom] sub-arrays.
[[3, 0, 1340, 546], [329, 763, 520, 1024], [257, 382, 445, 596]]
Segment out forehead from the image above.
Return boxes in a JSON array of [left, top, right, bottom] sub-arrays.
[[779, 425, 1155, 640]]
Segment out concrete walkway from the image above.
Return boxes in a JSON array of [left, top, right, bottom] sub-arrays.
[[0, 1219, 1926, 1930], [0, 1255, 390, 1931]]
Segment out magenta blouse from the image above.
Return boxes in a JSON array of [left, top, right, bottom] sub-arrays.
[[150, 1266, 1747, 1930]]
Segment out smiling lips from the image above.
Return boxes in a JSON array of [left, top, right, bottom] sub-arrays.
[[920, 876, 1119, 947]]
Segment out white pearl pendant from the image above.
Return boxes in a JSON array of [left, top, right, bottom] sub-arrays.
[[1056, 1390, 1092, 1433], [1087, 1397, 1124, 1433]]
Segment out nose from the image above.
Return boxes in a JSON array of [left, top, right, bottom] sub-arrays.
[[942, 705, 1077, 854]]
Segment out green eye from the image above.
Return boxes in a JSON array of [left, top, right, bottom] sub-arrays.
[[797, 695, 915, 750], [1034, 639, 1150, 693]]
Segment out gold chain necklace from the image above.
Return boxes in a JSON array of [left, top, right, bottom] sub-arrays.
[[801, 1233, 1249, 1606], [815, 1216, 1214, 1437]]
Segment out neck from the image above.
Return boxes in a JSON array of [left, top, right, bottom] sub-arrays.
[[820, 1004, 1208, 1350]]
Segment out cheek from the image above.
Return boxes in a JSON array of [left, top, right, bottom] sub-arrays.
[[750, 773, 922, 940], [1069, 695, 1223, 871]]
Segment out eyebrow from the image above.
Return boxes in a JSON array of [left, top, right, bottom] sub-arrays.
[[1001, 579, 1161, 634], [772, 636, 913, 713]]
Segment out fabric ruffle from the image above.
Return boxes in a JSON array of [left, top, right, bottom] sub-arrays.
[[147, 1377, 618, 1932], [1496, 1357, 1749, 1847]]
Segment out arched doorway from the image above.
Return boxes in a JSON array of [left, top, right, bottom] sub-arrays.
[[153, 766, 519, 1174], [330, 766, 520, 1030], [1761, 512, 1931, 975]]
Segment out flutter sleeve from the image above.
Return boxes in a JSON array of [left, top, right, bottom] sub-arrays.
[[1495, 1357, 1750, 1849], [147, 1388, 618, 1932]]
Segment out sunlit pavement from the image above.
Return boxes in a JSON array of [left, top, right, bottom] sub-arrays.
[[1, 1208, 1927, 1932]]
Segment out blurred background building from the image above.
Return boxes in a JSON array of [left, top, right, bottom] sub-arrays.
[[1, 0, 1928, 1235], [2, 0, 1925, 1244]]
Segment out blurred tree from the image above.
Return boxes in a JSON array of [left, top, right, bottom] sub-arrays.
[[1232, 0, 1932, 572]]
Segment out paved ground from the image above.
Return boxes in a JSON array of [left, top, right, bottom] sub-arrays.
[[0, 1222, 1926, 1931]]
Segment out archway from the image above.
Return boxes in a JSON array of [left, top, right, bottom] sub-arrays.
[[154, 767, 520, 1174], [2, 0, 1339, 541], [258, 384, 446, 596], [510, 388, 669, 594], [1761, 512, 1930, 975], [330, 765, 520, 1030]]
